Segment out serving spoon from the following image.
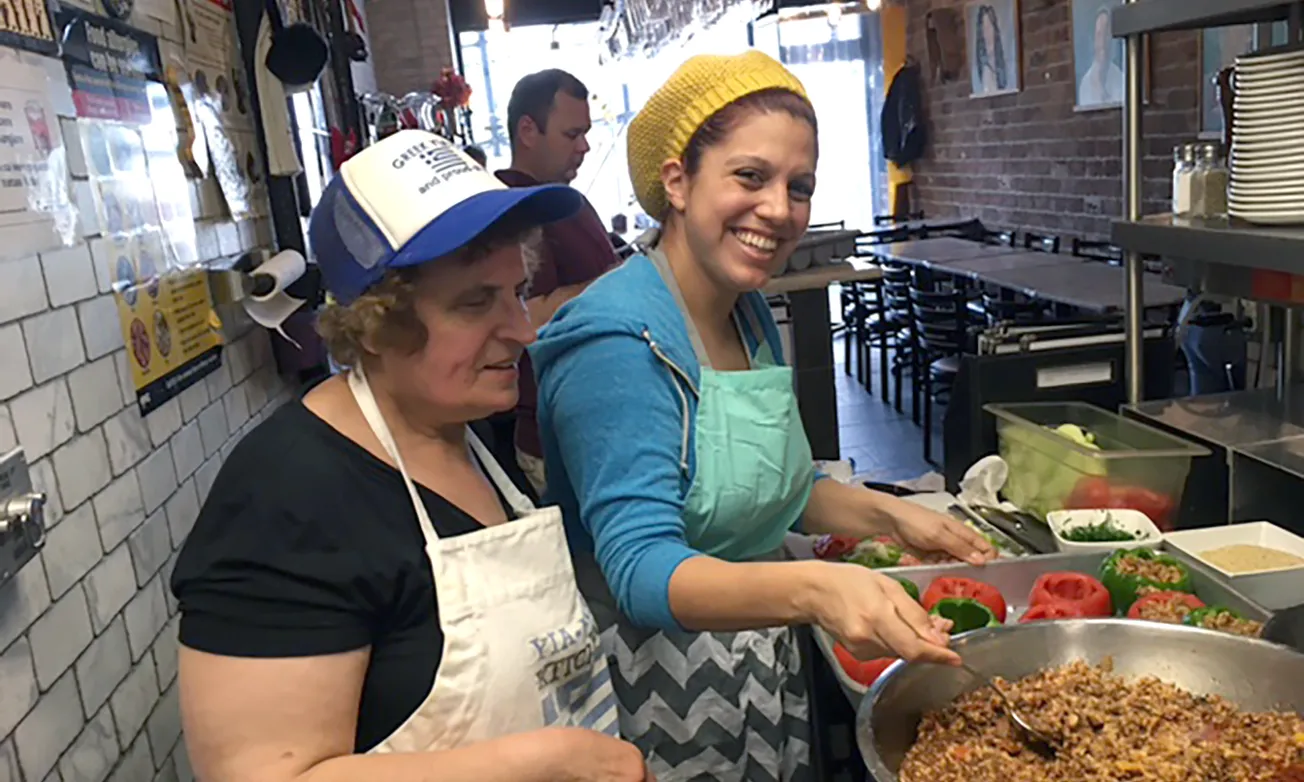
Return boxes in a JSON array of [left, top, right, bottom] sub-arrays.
[[958, 661, 1059, 759]]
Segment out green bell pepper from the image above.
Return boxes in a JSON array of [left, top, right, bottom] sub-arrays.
[[1099, 548, 1193, 613], [1185, 606, 1239, 628], [895, 576, 920, 602], [929, 597, 1001, 634]]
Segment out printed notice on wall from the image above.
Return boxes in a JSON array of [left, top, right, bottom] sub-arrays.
[[55, 8, 162, 124], [0, 0, 57, 55], [179, 0, 252, 130], [113, 231, 223, 414], [0, 46, 76, 254]]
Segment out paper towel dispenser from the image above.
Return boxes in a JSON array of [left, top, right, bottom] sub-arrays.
[[0, 449, 46, 589]]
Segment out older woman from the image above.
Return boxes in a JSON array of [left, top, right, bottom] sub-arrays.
[[171, 130, 648, 782], [531, 53, 995, 780]]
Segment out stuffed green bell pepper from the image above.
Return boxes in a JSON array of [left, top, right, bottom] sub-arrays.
[[1185, 606, 1264, 638], [1099, 548, 1193, 612], [929, 597, 1002, 634]]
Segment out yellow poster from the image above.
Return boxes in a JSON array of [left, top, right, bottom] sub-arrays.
[[112, 232, 223, 414]]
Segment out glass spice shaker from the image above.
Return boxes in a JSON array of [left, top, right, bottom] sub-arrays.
[[1194, 142, 1229, 219], [1172, 144, 1196, 218]]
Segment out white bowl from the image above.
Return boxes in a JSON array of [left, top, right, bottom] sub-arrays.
[[1163, 522, 1304, 610], [1047, 509, 1162, 554]]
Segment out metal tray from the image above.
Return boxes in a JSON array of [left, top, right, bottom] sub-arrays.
[[813, 549, 1273, 709]]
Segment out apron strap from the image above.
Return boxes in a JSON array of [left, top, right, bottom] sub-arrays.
[[645, 248, 712, 367], [465, 433, 537, 517], [348, 367, 445, 557], [645, 247, 755, 371]]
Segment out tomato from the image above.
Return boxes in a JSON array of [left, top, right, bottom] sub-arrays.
[[1067, 479, 1178, 531], [832, 643, 897, 687], [1119, 488, 1177, 532], [921, 577, 1008, 623], [1019, 602, 1085, 623], [1126, 590, 1206, 621], [1029, 572, 1113, 617], [813, 534, 859, 560], [1067, 476, 1113, 509]]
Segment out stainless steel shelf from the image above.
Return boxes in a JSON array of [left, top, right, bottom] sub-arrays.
[[1112, 0, 1298, 36], [1111, 215, 1304, 274], [1127, 389, 1304, 450]]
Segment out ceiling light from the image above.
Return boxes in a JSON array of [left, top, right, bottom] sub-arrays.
[[484, 0, 504, 19]]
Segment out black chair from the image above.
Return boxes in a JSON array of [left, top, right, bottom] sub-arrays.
[[873, 211, 925, 226], [975, 226, 1016, 246], [909, 271, 970, 465], [880, 264, 915, 415], [1070, 237, 1122, 264], [919, 217, 984, 240], [1023, 232, 1061, 254], [839, 227, 913, 393]]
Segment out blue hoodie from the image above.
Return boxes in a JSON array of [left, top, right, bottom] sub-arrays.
[[530, 254, 815, 630]]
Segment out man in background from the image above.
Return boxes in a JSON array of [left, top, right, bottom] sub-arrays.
[[496, 68, 618, 495]]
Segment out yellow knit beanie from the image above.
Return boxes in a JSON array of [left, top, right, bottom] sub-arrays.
[[627, 50, 809, 218]]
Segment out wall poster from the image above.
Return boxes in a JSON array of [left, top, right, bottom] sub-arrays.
[[0, 46, 77, 256], [113, 235, 223, 414], [0, 0, 57, 55], [56, 8, 223, 413]]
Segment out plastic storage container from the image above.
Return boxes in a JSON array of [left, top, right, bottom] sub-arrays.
[[986, 402, 1209, 530]]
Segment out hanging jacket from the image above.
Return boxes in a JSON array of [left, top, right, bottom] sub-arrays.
[[881, 62, 927, 168]]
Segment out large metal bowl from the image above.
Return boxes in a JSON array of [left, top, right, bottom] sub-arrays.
[[857, 619, 1304, 781]]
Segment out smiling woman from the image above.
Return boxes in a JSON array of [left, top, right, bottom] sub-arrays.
[[530, 51, 995, 781]]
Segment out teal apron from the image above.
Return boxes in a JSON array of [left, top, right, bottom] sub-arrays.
[[574, 250, 816, 782]]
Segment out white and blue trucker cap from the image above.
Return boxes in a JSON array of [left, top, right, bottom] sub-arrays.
[[308, 130, 582, 304]]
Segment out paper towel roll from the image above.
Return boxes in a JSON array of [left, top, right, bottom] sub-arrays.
[[244, 249, 306, 347]]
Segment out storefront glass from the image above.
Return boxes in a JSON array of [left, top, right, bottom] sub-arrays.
[[458, 5, 887, 232]]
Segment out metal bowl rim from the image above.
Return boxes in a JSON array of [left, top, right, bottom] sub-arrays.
[[858, 618, 1304, 781]]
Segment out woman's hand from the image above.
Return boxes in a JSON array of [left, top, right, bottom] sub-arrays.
[[878, 495, 997, 566], [547, 728, 654, 782], [806, 563, 961, 666], [802, 482, 997, 566]]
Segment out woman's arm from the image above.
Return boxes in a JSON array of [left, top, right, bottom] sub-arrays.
[[180, 647, 645, 782]]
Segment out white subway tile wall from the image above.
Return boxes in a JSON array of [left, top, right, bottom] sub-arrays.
[[0, 25, 294, 782]]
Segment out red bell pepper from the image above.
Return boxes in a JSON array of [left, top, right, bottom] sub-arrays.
[[1127, 590, 1206, 621], [1029, 572, 1113, 617], [1019, 602, 1085, 623], [813, 534, 859, 560], [832, 643, 897, 687], [921, 577, 1008, 623]]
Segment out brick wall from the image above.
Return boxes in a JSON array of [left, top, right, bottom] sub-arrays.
[[368, 0, 457, 95], [0, 7, 293, 782], [904, 0, 1200, 239]]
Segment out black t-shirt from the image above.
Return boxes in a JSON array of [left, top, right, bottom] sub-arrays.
[[171, 401, 508, 751]]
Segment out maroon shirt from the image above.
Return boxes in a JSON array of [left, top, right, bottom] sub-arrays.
[[496, 169, 618, 457]]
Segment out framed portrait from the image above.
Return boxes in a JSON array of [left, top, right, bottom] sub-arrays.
[[1199, 22, 1290, 138], [967, 0, 1021, 98], [1072, 0, 1126, 110]]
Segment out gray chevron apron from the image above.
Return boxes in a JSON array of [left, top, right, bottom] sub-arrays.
[[574, 250, 816, 782]]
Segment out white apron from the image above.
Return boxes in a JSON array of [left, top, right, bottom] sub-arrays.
[[347, 368, 618, 752]]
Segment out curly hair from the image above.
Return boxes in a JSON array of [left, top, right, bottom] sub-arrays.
[[317, 215, 542, 367]]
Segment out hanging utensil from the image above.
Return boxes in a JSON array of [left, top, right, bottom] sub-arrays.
[[340, 0, 368, 63], [263, 0, 328, 92]]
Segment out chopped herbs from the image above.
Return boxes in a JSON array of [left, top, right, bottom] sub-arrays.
[[1061, 515, 1143, 543]]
